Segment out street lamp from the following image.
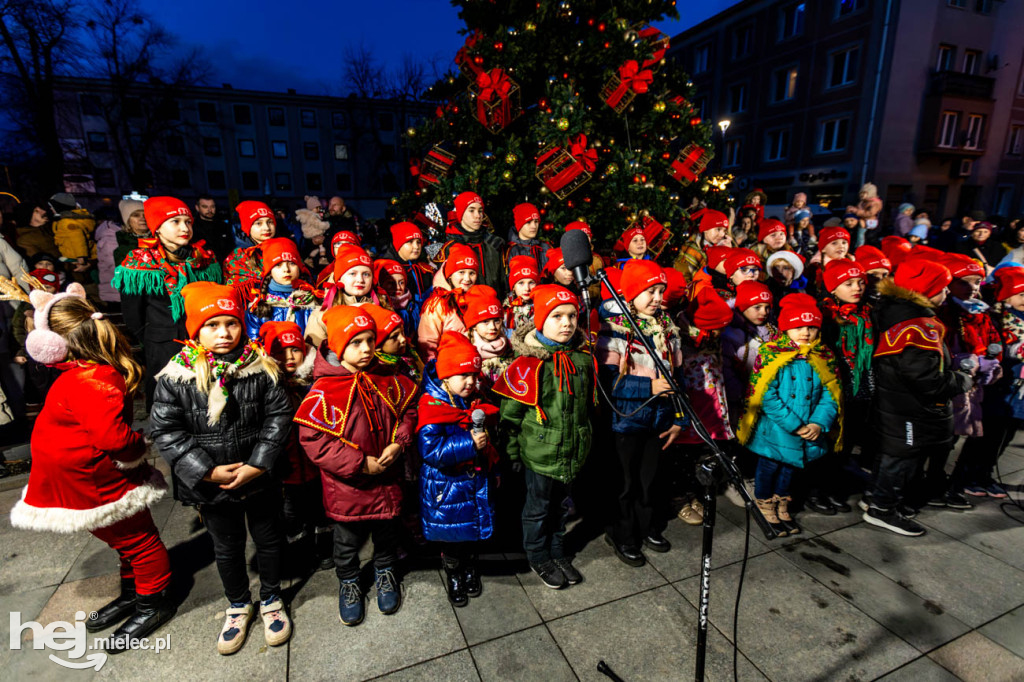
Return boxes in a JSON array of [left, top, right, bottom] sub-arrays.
[[717, 120, 731, 168]]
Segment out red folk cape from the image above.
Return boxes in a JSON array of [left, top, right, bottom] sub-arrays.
[[491, 356, 544, 408], [874, 317, 946, 358], [294, 370, 418, 447]]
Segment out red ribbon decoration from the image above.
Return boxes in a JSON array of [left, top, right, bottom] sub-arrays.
[[604, 60, 654, 109], [455, 29, 485, 78], [567, 134, 597, 173], [670, 145, 709, 183], [475, 68, 514, 129], [638, 26, 669, 68]]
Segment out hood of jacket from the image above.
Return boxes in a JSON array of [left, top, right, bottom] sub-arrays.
[[505, 227, 545, 248], [95, 220, 120, 243], [312, 342, 364, 379], [421, 360, 469, 410], [510, 323, 587, 360], [875, 278, 936, 331]]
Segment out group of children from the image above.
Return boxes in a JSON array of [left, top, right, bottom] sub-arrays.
[[9, 190, 1018, 656]]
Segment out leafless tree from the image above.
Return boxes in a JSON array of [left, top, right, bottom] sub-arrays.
[[389, 53, 426, 100], [342, 40, 386, 98]]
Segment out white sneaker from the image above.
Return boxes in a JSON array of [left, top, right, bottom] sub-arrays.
[[723, 482, 746, 508], [217, 603, 253, 655], [260, 598, 292, 647]]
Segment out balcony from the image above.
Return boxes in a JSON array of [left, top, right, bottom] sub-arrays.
[[929, 70, 995, 100]]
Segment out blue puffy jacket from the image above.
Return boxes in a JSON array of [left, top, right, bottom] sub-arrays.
[[417, 361, 494, 543], [244, 300, 315, 340]]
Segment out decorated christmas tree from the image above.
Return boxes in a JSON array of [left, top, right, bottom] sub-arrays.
[[392, 0, 727, 261]]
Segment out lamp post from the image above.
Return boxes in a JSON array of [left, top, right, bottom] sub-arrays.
[[717, 120, 731, 169]]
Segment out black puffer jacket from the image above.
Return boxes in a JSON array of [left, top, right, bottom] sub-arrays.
[[872, 280, 972, 457], [149, 349, 293, 505]]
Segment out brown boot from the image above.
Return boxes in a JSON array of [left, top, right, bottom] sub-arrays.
[[756, 498, 788, 538], [775, 495, 801, 535]]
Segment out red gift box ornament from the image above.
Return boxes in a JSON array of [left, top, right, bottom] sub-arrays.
[[669, 143, 713, 185], [419, 144, 456, 188], [567, 134, 598, 173], [601, 60, 654, 114], [535, 142, 593, 201], [455, 29, 485, 79], [636, 25, 670, 71], [471, 68, 521, 133], [635, 215, 674, 258]]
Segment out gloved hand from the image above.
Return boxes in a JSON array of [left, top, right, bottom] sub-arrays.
[[955, 370, 975, 393], [976, 356, 1002, 385]]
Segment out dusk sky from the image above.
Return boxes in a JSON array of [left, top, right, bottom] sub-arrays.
[[135, 0, 742, 95]]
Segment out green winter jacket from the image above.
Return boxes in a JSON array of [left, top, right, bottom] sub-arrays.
[[497, 325, 594, 483]]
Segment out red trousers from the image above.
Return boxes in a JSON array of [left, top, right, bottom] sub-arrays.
[[90, 509, 172, 595]]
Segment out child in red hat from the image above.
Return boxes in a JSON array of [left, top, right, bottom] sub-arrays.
[[244, 237, 321, 340], [595, 262, 689, 553], [112, 196, 222, 406], [362, 302, 423, 384], [674, 208, 732, 281], [418, 243, 479, 360], [381, 221, 436, 321], [722, 281, 778, 427], [686, 244, 735, 304], [304, 244, 385, 349], [373, 258, 418, 337], [613, 224, 651, 267], [463, 284, 513, 388], [434, 192, 507, 296], [854, 244, 892, 302], [224, 200, 277, 290], [565, 220, 606, 302], [737, 293, 842, 537], [505, 202, 551, 266], [417, 331, 500, 606], [806, 226, 853, 295], [504, 255, 540, 334], [495, 284, 594, 588], [150, 281, 294, 654], [752, 219, 789, 262], [543, 247, 576, 287], [295, 305, 418, 626]]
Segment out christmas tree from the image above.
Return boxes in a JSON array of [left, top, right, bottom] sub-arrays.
[[392, 0, 725, 260]]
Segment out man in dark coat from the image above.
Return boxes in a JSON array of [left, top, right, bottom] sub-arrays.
[[191, 195, 235, 263], [865, 259, 972, 536]]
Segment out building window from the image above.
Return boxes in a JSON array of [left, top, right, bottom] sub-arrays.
[[86, 132, 108, 153], [334, 143, 349, 160], [937, 44, 956, 72], [268, 107, 285, 126], [837, 0, 866, 17], [331, 111, 348, 129], [94, 168, 115, 187], [827, 47, 860, 88], [975, 0, 992, 14], [166, 134, 185, 156], [238, 139, 255, 158], [301, 109, 317, 128], [307, 173, 323, 192], [336, 172, 352, 191], [964, 114, 985, 149], [779, 3, 806, 41], [938, 111, 960, 148], [207, 170, 226, 190], [272, 141, 288, 158], [818, 117, 850, 153], [303, 142, 320, 160], [275, 172, 292, 192], [197, 102, 217, 123], [771, 66, 799, 102], [241, 171, 259, 191], [80, 94, 102, 117], [203, 137, 222, 156], [1008, 125, 1024, 155], [732, 26, 752, 59], [728, 83, 748, 113], [765, 129, 791, 161], [171, 169, 190, 189], [994, 186, 1013, 215], [233, 104, 252, 125], [693, 43, 710, 74], [723, 139, 742, 168], [378, 113, 394, 131], [962, 50, 981, 75], [693, 96, 708, 120]]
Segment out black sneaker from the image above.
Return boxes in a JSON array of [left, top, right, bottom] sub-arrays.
[[553, 558, 582, 585], [805, 497, 836, 515], [926, 496, 948, 507], [863, 507, 926, 537], [827, 496, 852, 513], [898, 503, 919, 519], [643, 531, 671, 553], [942, 491, 973, 510], [604, 534, 646, 567], [530, 561, 567, 589]]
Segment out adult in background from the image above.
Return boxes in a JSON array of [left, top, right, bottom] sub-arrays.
[[957, 221, 1007, 274], [324, 196, 360, 243], [192, 195, 235, 264], [894, 204, 915, 238], [14, 202, 58, 258]]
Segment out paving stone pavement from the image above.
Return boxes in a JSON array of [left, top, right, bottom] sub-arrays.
[[4, 451, 1024, 681]]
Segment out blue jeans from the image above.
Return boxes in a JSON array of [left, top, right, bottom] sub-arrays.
[[754, 457, 795, 499]]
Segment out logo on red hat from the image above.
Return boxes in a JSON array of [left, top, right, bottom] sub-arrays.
[[462, 256, 477, 268], [757, 291, 771, 302], [800, 312, 815, 323], [473, 356, 482, 370], [389, 313, 402, 326], [164, 207, 190, 219], [354, 315, 371, 328], [487, 304, 501, 316], [248, 207, 272, 220], [356, 254, 371, 266], [216, 298, 237, 311], [280, 332, 301, 345], [556, 290, 573, 302]]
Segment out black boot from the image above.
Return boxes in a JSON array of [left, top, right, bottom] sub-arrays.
[[442, 558, 468, 608], [86, 578, 136, 632], [463, 557, 482, 598], [106, 588, 177, 655]]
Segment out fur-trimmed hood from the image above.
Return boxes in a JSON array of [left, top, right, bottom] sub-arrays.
[[876, 278, 936, 309], [511, 323, 587, 360], [875, 277, 938, 334]]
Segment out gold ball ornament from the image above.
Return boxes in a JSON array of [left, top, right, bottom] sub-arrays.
[[505, 153, 518, 164], [557, 117, 570, 131], [653, 101, 666, 113], [406, 127, 416, 137], [502, 170, 513, 180]]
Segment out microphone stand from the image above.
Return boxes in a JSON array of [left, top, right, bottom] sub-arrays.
[[580, 266, 778, 682]]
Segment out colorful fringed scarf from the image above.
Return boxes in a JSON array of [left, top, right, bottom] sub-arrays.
[[111, 240, 221, 320], [820, 298, 874, 398]]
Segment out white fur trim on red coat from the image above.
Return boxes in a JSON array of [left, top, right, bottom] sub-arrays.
[[9, 467, 167, 534], [114, 454, 148, 470]]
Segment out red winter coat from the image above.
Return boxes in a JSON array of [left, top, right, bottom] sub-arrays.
[[11, 363, 166, 533], [295, 348, 418, 522]]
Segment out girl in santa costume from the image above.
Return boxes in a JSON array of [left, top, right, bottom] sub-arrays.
[[10, 284, 175, 653], [304, 244, 386, 349], [223, 200, 277, 290], [462, 284, 513, 390], [738, 293, 842, 537], [245, 237, 321, 340], [722, 281, 778, 428], [418, 332, 500, 605], [112, 196, 222, 406], [149, 282, 293, 655], [418, 243, 479, 360], [503, 255, 539, 336]]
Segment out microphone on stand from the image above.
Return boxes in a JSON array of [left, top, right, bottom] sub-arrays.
[[560, 229, 596, 315]]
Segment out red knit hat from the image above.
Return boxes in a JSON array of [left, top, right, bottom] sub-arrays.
[[454, 191, 484, 222], [258, 320, 305, 354], [513, 203, 540, 232], [854, 245, 891, 273], [822, 260, 866, 293], [620, 260, 667, 302], [614, 225, 646, 253], [508, 256, 540, 290], [734, 281, 773, 312], [436, 331, 482, 379], [260, 238, 302, 278], [698, 209, 730, 233], [532, 284, 578, 332], [663, 268, 688, 308], [938, 253, 985, 279], [565, 220, 593, 239], [28, 269, 59, 288], [373, 259, 405, 288], [894, 259, 952, 299], [444, 243, 479, 279], [181, 282, 244, 339], [331, 231, 361, 255], [818, 226, 851, 251], [993, 267, 1024, 301], [601, 267, 623, 301], [758, 218, 787, 242], [322, 305, 376, 358], [778, 293, 822, 331], [144, 196, 192, 234], [880, 236, 913, 268], [690, 287, 733, 331], [706, 245, 733, 272], [463, 285, 503, 328], [236, 200, 274, 236], [544, 248, 565, 276], [361, 303, 404, 346], [724, 248, 762, 277], [333, 245, 373, 281], [390, 222, 422, 252]]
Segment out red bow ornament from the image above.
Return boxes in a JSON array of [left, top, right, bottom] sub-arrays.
[[567, 134, 598, 173], [474, 68, 518, 131]]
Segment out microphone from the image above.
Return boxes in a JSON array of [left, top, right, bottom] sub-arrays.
[[560, 229, 595, 312], [959, 355, 979, 373], [471, 408, 486, 434], [986, 343, 1003, 359]]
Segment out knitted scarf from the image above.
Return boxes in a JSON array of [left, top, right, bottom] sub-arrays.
[[1001, 308, 1024, 362], [952, 297, 1000, 356], [111, 240, 221, 321], [170, 341, 261, 425], [820, 298, 874, 397], [608, 309, 676, 359], [375, 347, 424, 383]]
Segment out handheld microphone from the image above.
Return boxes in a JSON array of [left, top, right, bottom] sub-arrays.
[[471, 408, 486, 434], [986, 343, 1003, 359], [959, 356, 979, 373], [560, 229, 595, 313]]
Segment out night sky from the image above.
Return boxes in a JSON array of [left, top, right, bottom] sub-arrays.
[[134, 0, 742, 95]]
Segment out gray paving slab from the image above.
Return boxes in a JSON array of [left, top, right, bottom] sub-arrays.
[[928, 631, 1024, 682], [677, 552, 919, 682], [875, 655, 964, 682], [824, 523, 1024, 628], [453, 571, 542, 646], [979, 605, 1024, 660], [547, 583, 767, 682], [644, 512, 773, 583], [0, 513, 92, 593], [917, 502, 1024, 572], [0, 584, 59, 669], [375, 650, 480, 681], [470, 625, 576, 682]]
